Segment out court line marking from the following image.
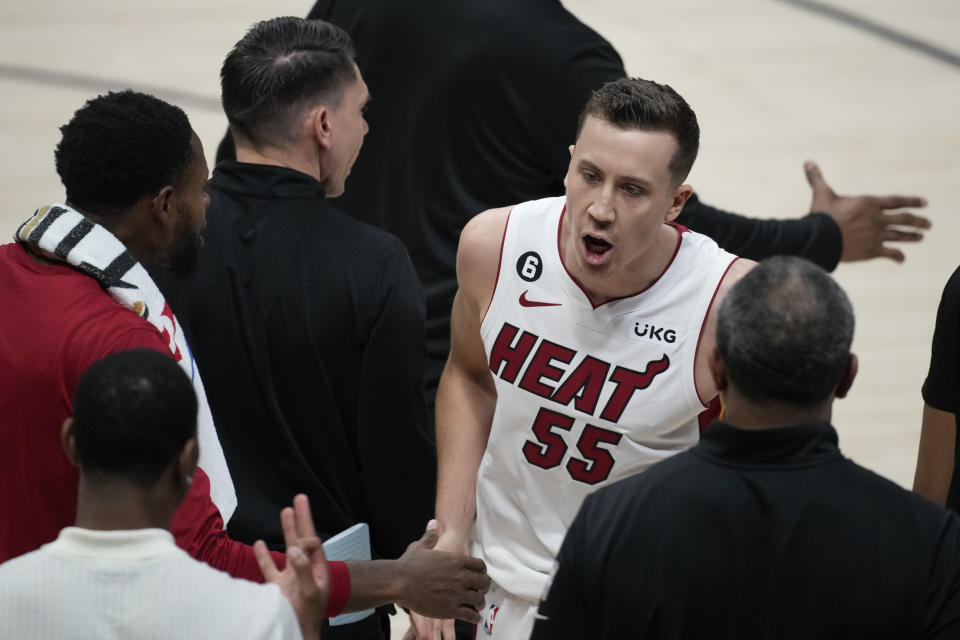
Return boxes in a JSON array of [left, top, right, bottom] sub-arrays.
[[773, 0, 960, 71], [0, 63, 221, 111]]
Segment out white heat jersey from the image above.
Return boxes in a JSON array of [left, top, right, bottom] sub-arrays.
[[475, 195, 738, 602]]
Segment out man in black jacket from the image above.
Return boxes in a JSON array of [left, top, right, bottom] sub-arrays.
[[532, 256, 960, 640], [155, 18, 488, 639]]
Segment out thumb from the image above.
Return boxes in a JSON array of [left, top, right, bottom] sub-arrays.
[[803, 161, 833, 197], [420, 519, 439, 549]]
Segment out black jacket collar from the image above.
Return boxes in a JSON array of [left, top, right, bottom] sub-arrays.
[[211, 161, 327, 200], [694, 420, 843, 468]]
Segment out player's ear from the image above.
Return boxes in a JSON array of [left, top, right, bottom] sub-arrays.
[[311, 105, 333, 151], [835, 353, 858, 399], [563, 145, 576, 189], [174, 436, 199, 495], [665, 183, 693, 222], [60, 418, 79, 468]]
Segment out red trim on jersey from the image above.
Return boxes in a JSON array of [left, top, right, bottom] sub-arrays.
[[556, 207, 685, 310], [480, 208, 514, 326], [698, 396, 722, 433], [693, 257, 740, 407]]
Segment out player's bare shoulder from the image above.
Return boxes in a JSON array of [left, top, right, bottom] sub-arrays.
[[457, 206, 513, 310], [717, 258, 756, 299], [693, 257, 757, 404]]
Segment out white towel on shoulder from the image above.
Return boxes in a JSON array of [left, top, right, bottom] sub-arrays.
[[16, 203, 237, 521]]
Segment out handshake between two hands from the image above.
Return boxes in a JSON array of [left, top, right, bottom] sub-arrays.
[[254, 495, 490, 640]]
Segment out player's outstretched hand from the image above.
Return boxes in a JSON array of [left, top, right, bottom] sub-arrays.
[[804, 160, 930, 263], [404, 522, 488, 640], [254, 494, 329, 640]]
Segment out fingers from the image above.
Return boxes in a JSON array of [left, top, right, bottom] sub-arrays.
[[462, 556, 486, 573], [412, 613, 434, 640], [466, 570, 492, 594], [441, 619, 457, 640], [874, 195, 928, 211], [883, 229, 924, 243], [253, 539, 280, 582], [461, 588, 485, 611], [293, 494, 318, 539], [879, 246, 906, 263], [803, 161, 834, 197], [289, 546, 321, 599], [401, 625, 419, 640], [457, 606, 482, 624], [883, 211, 931, 229], [280, 506, 297, 550], [420, 519, 439, 550]]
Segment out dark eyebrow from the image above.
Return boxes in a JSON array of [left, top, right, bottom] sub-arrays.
[[578, 158, 651, 186]]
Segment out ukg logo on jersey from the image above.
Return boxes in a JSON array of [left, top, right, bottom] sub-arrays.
[[632, 321, 677, 344]]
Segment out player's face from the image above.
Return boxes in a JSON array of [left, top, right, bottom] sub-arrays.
[[167, 132, 209, 276], [563, 116, 686, 288], [323, 65, 370, 197]]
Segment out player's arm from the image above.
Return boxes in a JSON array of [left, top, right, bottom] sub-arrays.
[[411, 206, 510, 640], [693, 258, 756, 405], [915, 267, 960, 503], [914, 404, 956, 504], [434, 206, 510, 548]]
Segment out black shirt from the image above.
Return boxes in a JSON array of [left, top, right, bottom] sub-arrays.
[[220, 0, 842, 408], [151, 162, 435, 562], [923, 265, 960, 512], [532, 421, 960, 639]]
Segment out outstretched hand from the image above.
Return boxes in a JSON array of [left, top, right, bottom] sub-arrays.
[[402, 522, 488, 640], [254, 494, 328, 640], [805, 161, 930, 263]]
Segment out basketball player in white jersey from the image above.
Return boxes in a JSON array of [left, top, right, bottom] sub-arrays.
[[413, 78, 755, 640]]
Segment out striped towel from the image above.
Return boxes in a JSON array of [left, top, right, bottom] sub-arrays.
[[16, 203, 237, 521]]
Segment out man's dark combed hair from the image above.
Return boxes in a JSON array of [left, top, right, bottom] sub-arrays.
[[72, 349, 197, 486], [55, 91, 193, 216], [578, 77, 700, 184], [221, 17, 357, 148], [717, 256, 855, 406]]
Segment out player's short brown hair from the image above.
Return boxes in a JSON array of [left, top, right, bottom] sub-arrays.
[[577, 77, 699, 185]]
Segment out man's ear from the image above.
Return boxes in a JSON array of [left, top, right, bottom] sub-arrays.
[[150, 185, 176, 219], [708, 345, 728, 393], [61, 417, 79, 468], [147, 185, 178, 245], [835, 353, 858, 399], [666, 183, 694, 223], [178, 436, 199, 486], [562, 145, 576, 191], [312, 105, 333, 151]]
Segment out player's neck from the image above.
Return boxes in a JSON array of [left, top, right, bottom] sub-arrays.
[[73, 475, 180, 532], [721, 394, 834, 431]]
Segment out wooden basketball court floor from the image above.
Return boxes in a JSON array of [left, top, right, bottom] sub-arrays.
[[1, 1, 957, 635]]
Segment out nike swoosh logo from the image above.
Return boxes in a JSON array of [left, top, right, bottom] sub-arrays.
[[519, 290, 561, 308]]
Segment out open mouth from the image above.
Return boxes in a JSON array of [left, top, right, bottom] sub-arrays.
[[583, 234, 612, 264]]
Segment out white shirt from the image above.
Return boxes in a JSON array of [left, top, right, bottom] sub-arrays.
[[0, 527, 301, 639]]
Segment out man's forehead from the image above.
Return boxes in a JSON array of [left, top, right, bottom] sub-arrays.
[[574, 117, 677, 180]]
